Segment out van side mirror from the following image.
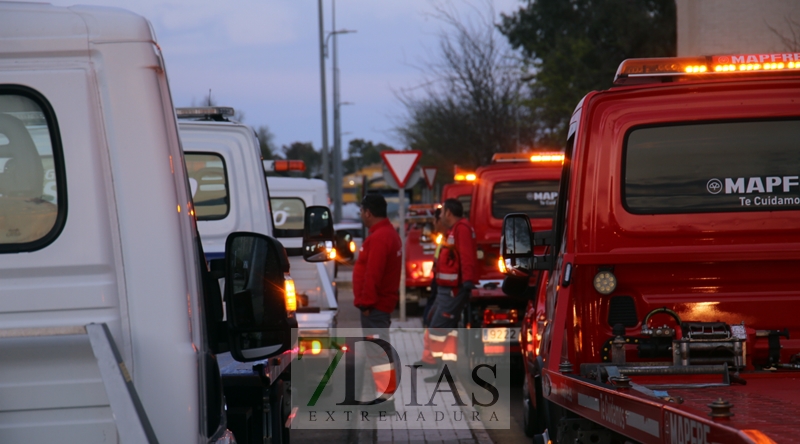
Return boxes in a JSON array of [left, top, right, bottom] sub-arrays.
[[501, 214, 535, 277], [303, 206, 335, 262], [335, 231, 355, 263], [225, 232, 295, 362]]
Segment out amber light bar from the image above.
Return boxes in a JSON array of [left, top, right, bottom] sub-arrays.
[[492, 152, 564, 164], [263, 159, 306, 172], [614, 53, 800, 85]]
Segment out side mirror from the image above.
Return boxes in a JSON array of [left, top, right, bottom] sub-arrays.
[[501, 214, 535, 277], [303, 206, 335, 262], [225, 232, 295, 362], [501, 214, 556, 275], [335, 231, 355, 263]]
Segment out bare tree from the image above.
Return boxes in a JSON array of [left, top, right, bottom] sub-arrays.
[[768, 16, 800, 52], [395, 1, 537, 172]]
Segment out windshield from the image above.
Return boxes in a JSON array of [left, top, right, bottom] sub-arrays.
[[625, 120, 800, 214], [271, 197, 305, 237], [492, 180, 559, 219]]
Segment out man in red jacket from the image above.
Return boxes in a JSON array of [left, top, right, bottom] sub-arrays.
[[425, 198, 478, 382], [352, 194, 402, 405], [353, 194, 402, 325]]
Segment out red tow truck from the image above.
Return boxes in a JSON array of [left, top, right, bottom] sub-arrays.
[[502, 54, 800, 443], [461, 153, 562, 368]]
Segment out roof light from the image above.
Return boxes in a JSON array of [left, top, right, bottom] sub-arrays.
[[263, 160, 306, 172], [176, 106, 235, 118], [492, 152, 564, 164], [454, 172, 476, 182], [530, 153, 564, 163], [615, 53, 800, 85]]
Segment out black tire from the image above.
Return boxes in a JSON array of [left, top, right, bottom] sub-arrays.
[[522, 376, 535, 437], [270, 379, 290, 444], [523, 375, 547, 437]]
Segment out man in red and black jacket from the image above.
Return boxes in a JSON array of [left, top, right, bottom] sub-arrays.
[[352, 194, 402, 405], [424, 198, 478, 381]]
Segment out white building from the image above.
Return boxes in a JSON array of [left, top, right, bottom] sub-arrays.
[[677, 0, 800, 55]]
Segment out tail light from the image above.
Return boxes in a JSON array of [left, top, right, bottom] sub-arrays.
[[299, 339, 323, 355], [421, 261, 433, 278], [284, 276, 297, 312], [483, 308, 518, 325]]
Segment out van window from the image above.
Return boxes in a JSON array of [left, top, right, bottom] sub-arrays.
[[271, 197, 305, 237], [186, 153, 229, 220], [492, 181, 559, 219], [0, 90, 64, 251], [457, 195, 471, 219], [624, 120, 800, 214]]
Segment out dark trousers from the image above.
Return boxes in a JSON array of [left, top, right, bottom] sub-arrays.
[[429, 285, 470, 331]]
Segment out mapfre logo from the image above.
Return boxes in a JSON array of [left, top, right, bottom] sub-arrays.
[[706, 178, 722, 194]]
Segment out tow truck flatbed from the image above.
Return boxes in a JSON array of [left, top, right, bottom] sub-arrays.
[[546, 368, 799, 444]]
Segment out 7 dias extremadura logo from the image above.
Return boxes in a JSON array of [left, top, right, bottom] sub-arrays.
[[290, 328, 511, 430]]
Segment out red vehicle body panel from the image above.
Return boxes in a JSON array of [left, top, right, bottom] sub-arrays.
[[520, 74, 800, 443], [442, 182, 473, 217], [404, 221, 435, 289]]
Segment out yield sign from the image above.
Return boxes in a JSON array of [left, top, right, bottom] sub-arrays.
[[381, 150, 422, 189], [422, 167, 437, 189]]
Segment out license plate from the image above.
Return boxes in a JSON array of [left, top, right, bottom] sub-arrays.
[[482, 327, 520, 343]]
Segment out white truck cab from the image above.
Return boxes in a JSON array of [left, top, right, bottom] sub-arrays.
[[178, 108, 273, 261], [0, 4, 294, 443], [266, 174, 338, 333]]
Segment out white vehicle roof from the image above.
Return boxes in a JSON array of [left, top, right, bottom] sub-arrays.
[[0, 3, 155, 53], [266, 176, 328, 192]]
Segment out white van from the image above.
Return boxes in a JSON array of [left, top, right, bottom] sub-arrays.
[[0, 4, 295, 443]]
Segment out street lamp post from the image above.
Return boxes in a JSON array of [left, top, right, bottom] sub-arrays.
[[317, 0, 330, 186], [318, 0, 355, 221], [330, 0, 355, 222]]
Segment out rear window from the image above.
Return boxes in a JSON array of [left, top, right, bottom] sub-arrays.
[[186, 152, 229, 220], [457, 195, 471, 219], [492, 181, 559, 219], [624, 120, 800, 214], [271, 197, 305, 238]]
